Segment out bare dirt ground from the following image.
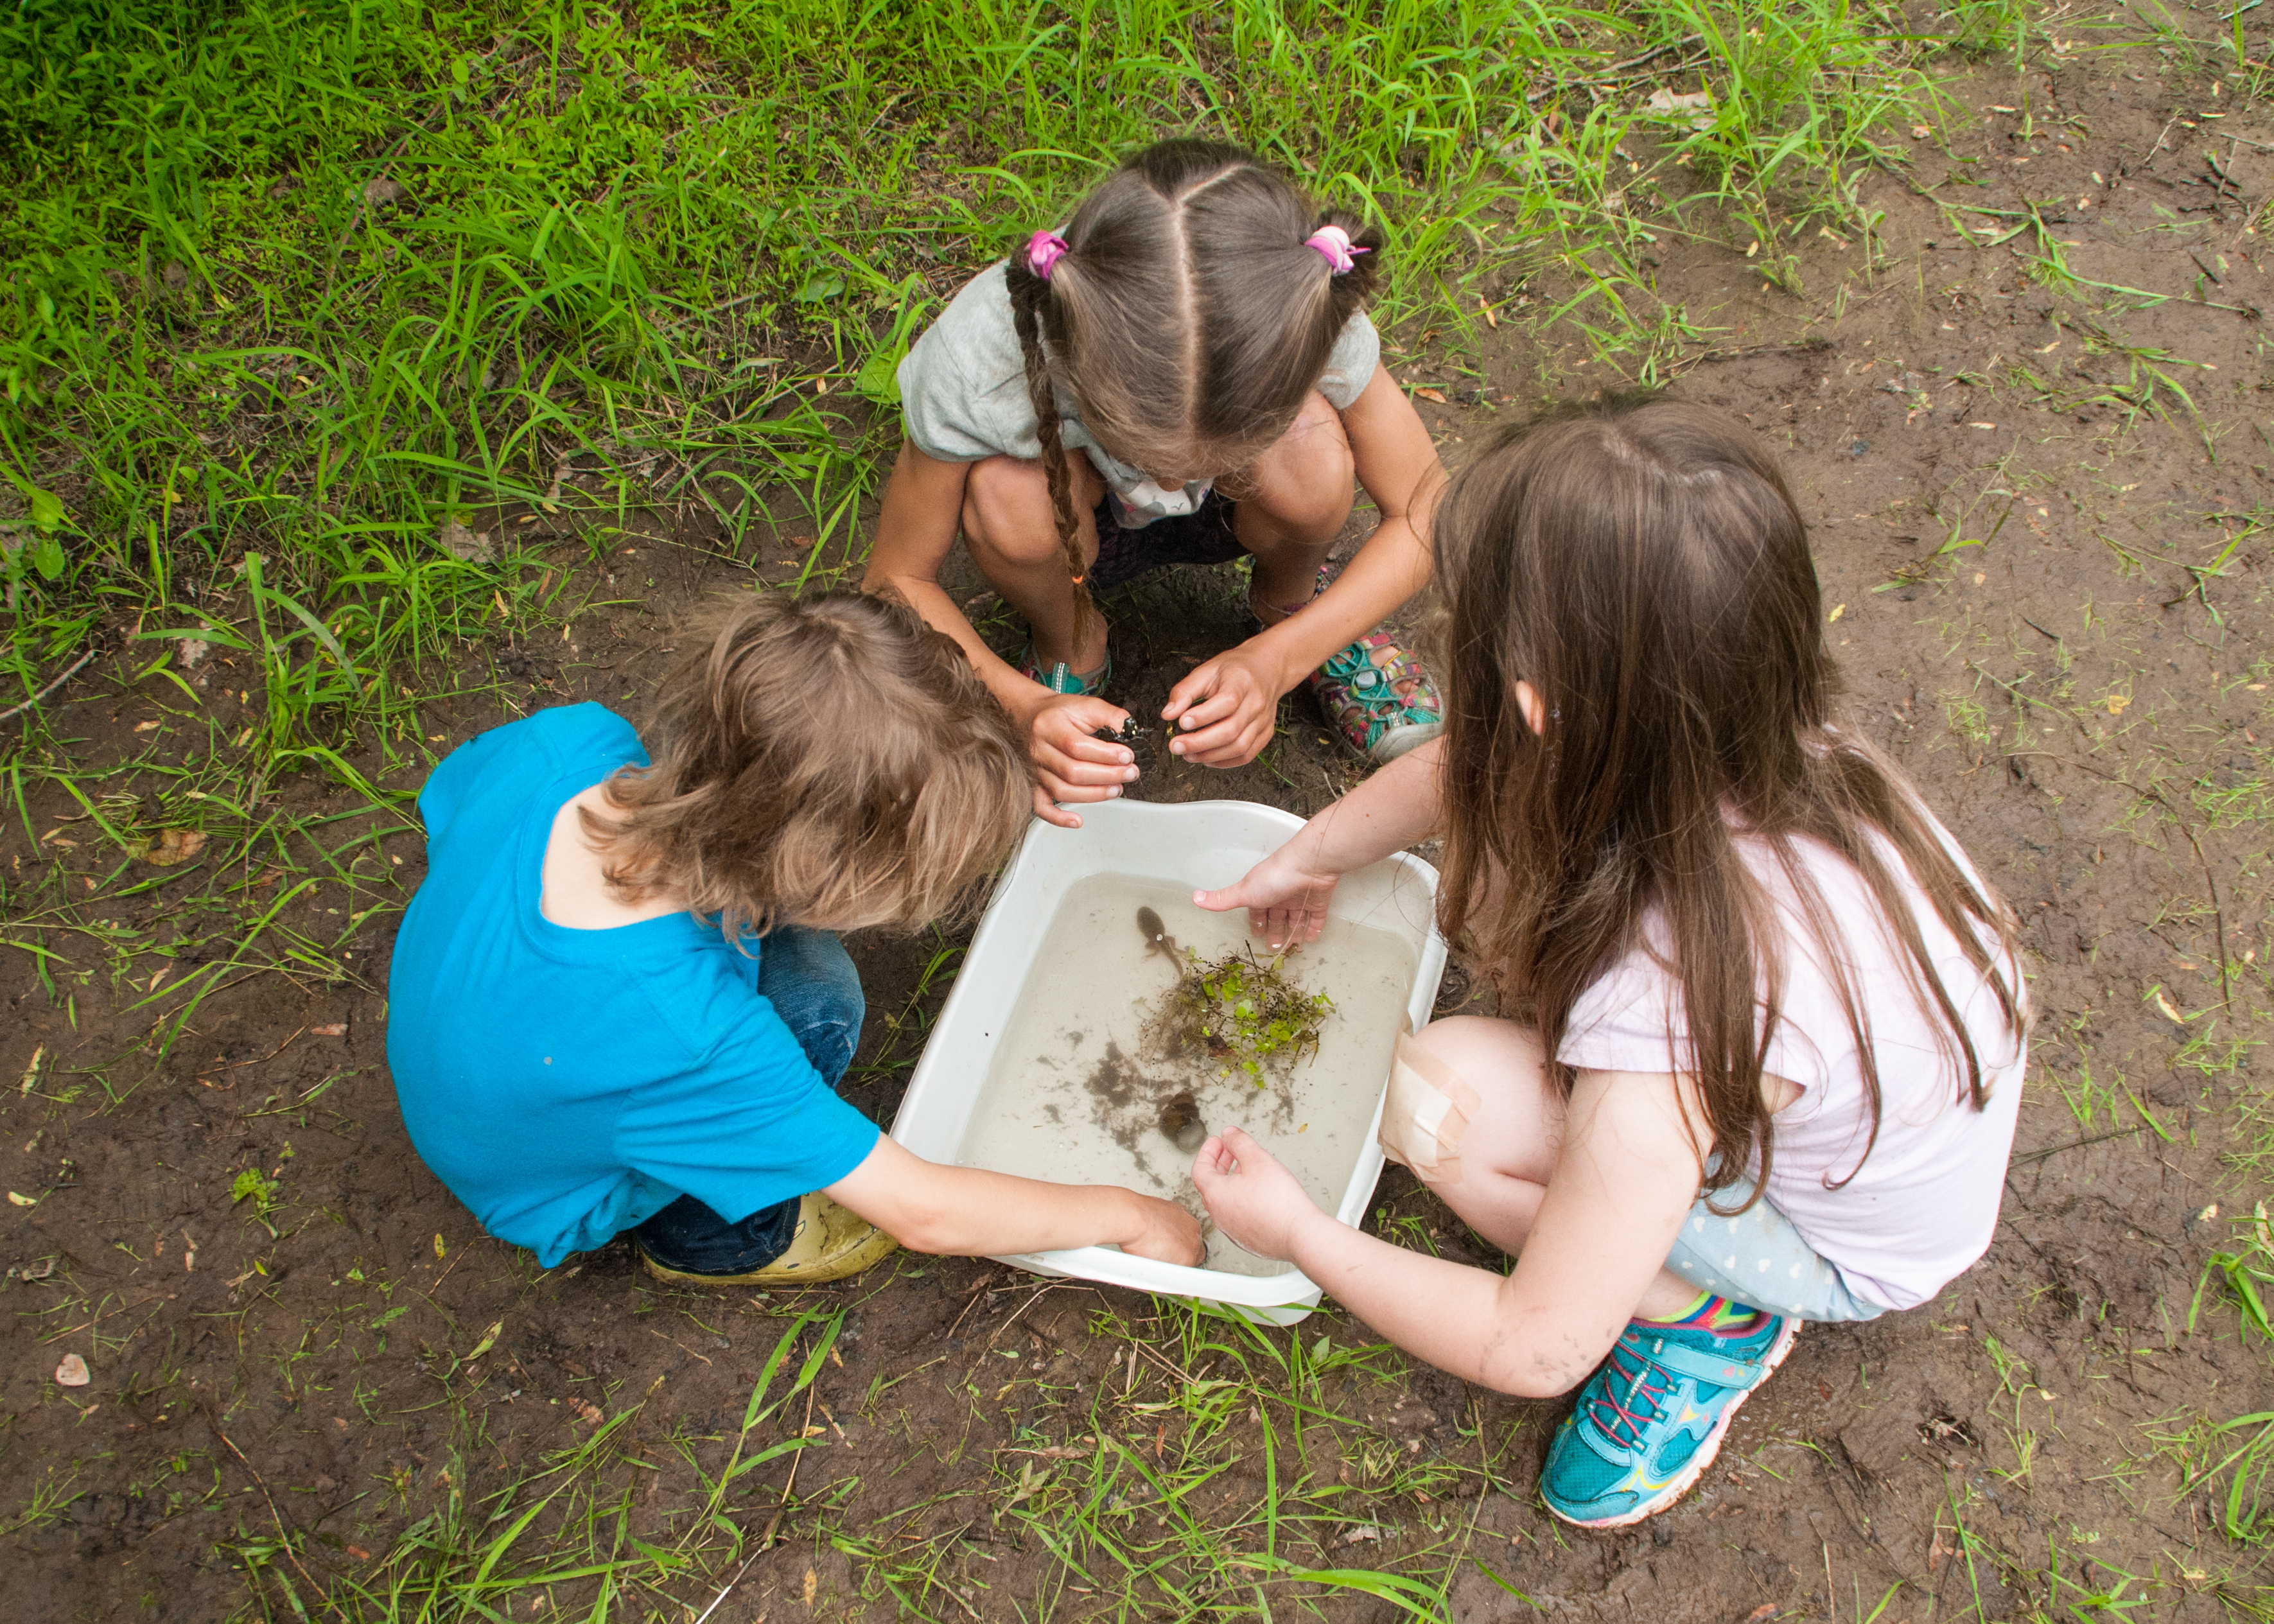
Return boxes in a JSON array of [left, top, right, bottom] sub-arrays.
[[6, 57, 2274, 1624]]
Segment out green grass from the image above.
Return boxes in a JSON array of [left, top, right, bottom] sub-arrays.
[[17, 0, 2268, 1617], [0, 0, 1975, 787]]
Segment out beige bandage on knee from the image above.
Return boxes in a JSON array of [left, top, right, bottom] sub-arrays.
[[1378, 1026, 1482, 1183]]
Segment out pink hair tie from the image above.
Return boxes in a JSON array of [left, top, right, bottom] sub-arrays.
[[1304, 225, 1369, 275], [1026, 230, 1070, 280]]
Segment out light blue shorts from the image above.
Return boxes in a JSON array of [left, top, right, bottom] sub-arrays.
[[1663, 1173, 1890, 1323]]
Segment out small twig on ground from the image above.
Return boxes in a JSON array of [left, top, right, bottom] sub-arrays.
[[690, 1384, 819, 1624], [194, 1026, 308, 1083], [0, 650, 98, 724], [202, 1404, 345, 1618], [1525, 35, 1704, 101], [2012, 1124, 2146, 1166], [988, 1280, 1074, 1346], [1695, 338, 1835, 365]]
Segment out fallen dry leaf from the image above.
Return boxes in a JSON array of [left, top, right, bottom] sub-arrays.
[[1412, 386, 1447, 403], [2106, 694, 2131, 717], [803, 1567, 818, 1606], [346, 1545, 372, 1561], [133, 719, 162, 733], [2153, 990, 2188, 1024], [144, 828, 207, 867], [55, 1353, 90, 1387], [566, 1397, 602, 1425], [437, 521, 494, 564], [311, 1023, 348, 1037]]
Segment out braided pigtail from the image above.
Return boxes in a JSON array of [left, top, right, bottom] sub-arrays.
[[1004, 253, 1094, 650]]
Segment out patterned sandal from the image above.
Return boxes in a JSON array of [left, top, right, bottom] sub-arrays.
[[1309, 631, 1442, 763], [1019, 642, 1114, 696], [1254, 570, 1443, 764]]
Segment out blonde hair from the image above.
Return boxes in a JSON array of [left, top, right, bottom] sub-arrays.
[[582, 591, 1032, 939]]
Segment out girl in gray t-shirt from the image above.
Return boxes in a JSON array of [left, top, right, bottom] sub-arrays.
[[862, 139, 1446, 828]]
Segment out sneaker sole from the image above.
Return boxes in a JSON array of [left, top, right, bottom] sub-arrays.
[[1546, 1318, 1803, 1532]]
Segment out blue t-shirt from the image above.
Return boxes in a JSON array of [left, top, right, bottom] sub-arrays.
[[386, 704, 881, 1266]]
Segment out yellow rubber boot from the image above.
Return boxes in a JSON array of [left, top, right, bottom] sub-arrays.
[[638, 1193, 899, 1287]]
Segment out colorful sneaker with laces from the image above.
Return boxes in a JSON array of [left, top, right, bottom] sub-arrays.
[[1540, 1298, 1799, 1528]]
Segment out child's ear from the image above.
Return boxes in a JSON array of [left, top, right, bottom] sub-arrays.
[[1516, 681, 1546, 736]]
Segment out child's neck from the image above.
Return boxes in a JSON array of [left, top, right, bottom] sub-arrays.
[[540, 783, 686, 930]]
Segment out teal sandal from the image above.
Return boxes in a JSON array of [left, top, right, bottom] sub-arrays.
[[1019, 642, 1114, 696]]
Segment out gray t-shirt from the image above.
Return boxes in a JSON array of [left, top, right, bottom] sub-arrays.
[[896, 261, 1381, 527]]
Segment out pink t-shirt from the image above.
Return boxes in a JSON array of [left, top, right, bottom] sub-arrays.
[[1560, 817, 2026, 1311]]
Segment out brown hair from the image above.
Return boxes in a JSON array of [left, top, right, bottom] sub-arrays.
[[1004, 139, 1383, 640], [582, 591, 1033, 939], [1431, 396, 2027, 1207]]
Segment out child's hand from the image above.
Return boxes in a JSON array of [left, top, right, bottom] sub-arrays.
[[1119, 1192, 1207, 1266], [1160, 642, 1284, 768], [1193, 849, 1339, 947], [1019, 692, 1141, 830], [1190, 1126, 1329, 1264]]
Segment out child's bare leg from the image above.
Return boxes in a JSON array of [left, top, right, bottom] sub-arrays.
[[962, 451, 1108, 673], [1234, 390, 1354, 613], [1403, 1016, 1705, 1320]]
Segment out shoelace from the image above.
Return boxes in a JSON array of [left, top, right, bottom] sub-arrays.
[[1582, 1332, 1675, 1451]]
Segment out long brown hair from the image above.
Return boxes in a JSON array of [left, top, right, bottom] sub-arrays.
[[1004, 139, 1383, 639], [583, 591, 1032, 940], [1431, 397, 2026, 1207]]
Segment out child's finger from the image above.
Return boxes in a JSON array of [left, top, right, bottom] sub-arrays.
[[1033, 786, 1084, 829], [1175, 715, 1270, 766], [1036, 738, 1140, 789], [1037, 758, 1124, 805], [1160, 661, 1220, 722], [1056, 733, 1137, 768]]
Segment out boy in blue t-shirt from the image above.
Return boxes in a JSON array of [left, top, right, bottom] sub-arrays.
[[389, 591, 1200, 1284]]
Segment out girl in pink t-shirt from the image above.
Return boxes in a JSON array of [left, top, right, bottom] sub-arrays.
[[1189, 397, 2028, 1530]]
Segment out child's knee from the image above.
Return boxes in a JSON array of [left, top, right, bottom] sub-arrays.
[[963, 455, 1096, 568], [1379, 1023, 1484, 1186], [758, 927, 866, 1079], [1248, 394, 1354, 540]]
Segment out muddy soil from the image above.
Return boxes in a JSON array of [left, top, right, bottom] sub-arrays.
[[7, 57, 2274, 1624]]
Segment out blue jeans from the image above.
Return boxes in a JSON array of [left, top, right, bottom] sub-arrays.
[[630, 925, 864, 1275]]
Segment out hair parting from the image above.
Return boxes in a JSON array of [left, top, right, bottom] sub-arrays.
[[1000, 139, 1385, 638]]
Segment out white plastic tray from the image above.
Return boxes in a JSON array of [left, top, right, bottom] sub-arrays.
[[888, 798, 1446, 1325]]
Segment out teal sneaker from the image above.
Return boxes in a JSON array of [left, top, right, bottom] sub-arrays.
[[1540, 1310, 1798, 1528]]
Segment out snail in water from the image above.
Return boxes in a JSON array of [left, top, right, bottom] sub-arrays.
[[1158, 1090, 1207, 1154]]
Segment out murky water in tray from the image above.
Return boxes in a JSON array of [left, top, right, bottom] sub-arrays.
[[954, 873, 1419, 1276]]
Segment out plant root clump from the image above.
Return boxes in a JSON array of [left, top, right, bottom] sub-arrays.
[[1144, 946, 1334, 1088]]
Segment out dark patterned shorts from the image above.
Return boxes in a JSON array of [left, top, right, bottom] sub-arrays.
[[1088, 489, 1246, 591]]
